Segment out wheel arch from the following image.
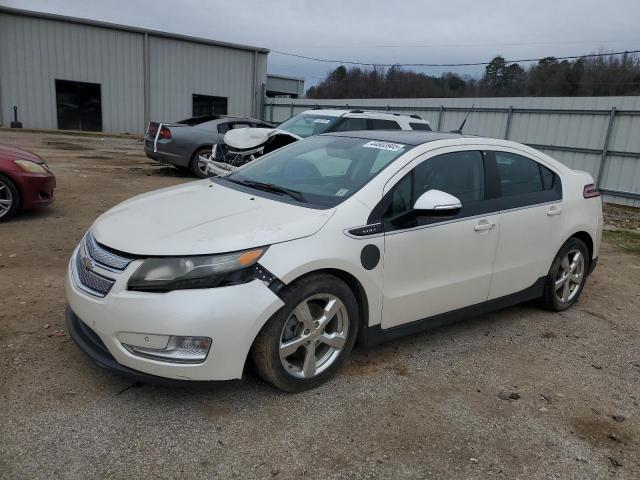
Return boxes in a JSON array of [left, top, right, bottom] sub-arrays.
[[544, 229, 595, 279], [0, 171, 22, 211], [245, 267, 371, 372], [569, 230, 594, 264], [191, 143, 213, 160], [277, 268, 370, 337]]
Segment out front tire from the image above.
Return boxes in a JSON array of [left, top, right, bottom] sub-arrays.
[[189, 147, 212, 178], [0, 174, 19, 222], [252, 274, 359, 392], [540, 237, 589, 311]]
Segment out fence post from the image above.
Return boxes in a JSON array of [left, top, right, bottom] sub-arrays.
[[596, 107, 617, 188], [504, 106, 514, 140], [290, 103, 294, 118], [436, 105, 444, 131], [270, 101, 274, 123]]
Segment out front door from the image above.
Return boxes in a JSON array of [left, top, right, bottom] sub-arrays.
[[381, 149, 500, 329]]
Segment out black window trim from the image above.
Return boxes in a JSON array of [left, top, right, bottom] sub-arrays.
[[486, 150, 563, 211], [365, 148, 563, 234]]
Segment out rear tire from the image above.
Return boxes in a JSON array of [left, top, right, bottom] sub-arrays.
[[0, 174, 19, 222], [252, 274, 359, 392], [540, 237, 589, 311], [190, 147, 212, 178]]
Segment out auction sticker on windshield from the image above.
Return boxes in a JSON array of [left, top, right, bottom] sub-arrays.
[[313, 119, 331, 124], [362, 141, 405, 152]]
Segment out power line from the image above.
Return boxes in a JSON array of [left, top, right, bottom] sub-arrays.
[[270, 49, 640, 68], [269, 39, 640, 49]]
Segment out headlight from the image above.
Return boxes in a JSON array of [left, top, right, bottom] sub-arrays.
[[14, 159, 47, 174], [128, 247, 267, 292]]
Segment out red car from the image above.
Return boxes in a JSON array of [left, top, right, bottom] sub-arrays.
[[0, 143, 56, 221]]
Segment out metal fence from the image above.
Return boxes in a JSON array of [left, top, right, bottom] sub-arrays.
[[264, 96, 640, 207]]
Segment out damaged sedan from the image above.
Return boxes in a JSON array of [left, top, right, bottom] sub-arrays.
[[204, 109, 431, 176]]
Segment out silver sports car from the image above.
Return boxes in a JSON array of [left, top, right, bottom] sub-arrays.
[[144, 115, 273, 177]]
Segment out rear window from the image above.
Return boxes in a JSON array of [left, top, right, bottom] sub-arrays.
[[370, 119, 401, 130], [176, 115, 220, 126], [410, 122, 432, 131], [278, 114, 341, 138]]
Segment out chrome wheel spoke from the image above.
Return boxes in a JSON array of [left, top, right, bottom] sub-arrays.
[[279, 335, 307, 359], [555, 274, 569, 288], [302, 345, 317, 378], [319, 332, 346, 350], [569, 252, 581, 273], [319, 298, 344, 330], [561, 280, 571, 302], [293, 302, 315, 328]]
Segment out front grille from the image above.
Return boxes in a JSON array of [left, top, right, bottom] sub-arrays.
[[74, 250, 115, 298], [84, 231, 133, 271]]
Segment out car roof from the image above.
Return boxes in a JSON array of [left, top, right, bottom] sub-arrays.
[[301, 109, 427, 121], [178, 115, 267, 125], [320, 130, 474, 146]]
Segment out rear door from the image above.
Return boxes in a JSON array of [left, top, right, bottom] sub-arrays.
[[487, 150, 564, 299], [381, 148, 499, 328]]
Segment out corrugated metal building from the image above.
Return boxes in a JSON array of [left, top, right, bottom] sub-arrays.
[[266, 74, 305, 98], [0, 7, 269, 134]]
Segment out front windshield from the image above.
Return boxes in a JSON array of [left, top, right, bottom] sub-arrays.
[[277, 114, 341, 138], [224, 135, 412, 208]]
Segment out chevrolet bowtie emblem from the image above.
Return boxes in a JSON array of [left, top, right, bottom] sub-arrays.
[[81, 256, 96, 271]]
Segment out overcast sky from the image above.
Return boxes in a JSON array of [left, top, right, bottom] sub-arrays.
[[3, 0, 640, 89]]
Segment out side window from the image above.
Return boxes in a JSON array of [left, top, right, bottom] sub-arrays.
[[382, 151, 485, 225], [231, 123, 249, 130], [540, 164, 556, 190], [218, 122, 231, 134], [371, 119, 401, 130], [495, 152, 543, 196], [414, 151, 485, 203], [387, 173, 413, 219], [409, 122, 432, 131], [332, 117, 368, 132]]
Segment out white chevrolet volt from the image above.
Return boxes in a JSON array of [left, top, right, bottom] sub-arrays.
[[66, 131, 603, 391]]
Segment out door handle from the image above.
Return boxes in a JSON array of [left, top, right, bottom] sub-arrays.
[[474, 220, 495, 232], [547, 206, 562, 217]]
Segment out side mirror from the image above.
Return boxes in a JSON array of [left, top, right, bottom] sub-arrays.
[[413, 189, 462, 214]]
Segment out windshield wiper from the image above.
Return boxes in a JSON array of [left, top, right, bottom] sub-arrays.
[[233, 179, 307, 202]]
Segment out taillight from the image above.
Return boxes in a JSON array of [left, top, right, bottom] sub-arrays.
[[159, 126, 171, 139], [583, 183, 600, 198]]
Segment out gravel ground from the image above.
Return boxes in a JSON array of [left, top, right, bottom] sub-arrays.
[[0, 130, 639, 480]]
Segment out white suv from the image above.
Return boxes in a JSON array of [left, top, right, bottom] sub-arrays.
[[66, 131, 602, 392], [275, 109, 432, 136], [206, 109, 431, 175]]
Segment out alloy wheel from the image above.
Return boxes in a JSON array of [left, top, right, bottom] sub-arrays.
[[279, 294, 349, 379], [196, 152, 210, 176], [554, 248, 585, 303], [0, 179, 14, 219]]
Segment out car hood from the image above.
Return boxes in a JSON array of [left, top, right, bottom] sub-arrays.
[[224, 127, 301, 150], [92, 180, 334, 256], [0, 143, 45, 163]]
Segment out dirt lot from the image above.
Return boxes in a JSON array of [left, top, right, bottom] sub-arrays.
[[1, 130, 639, 480]]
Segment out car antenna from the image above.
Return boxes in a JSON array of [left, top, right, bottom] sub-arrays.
[[450, 104, 475, 134]]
